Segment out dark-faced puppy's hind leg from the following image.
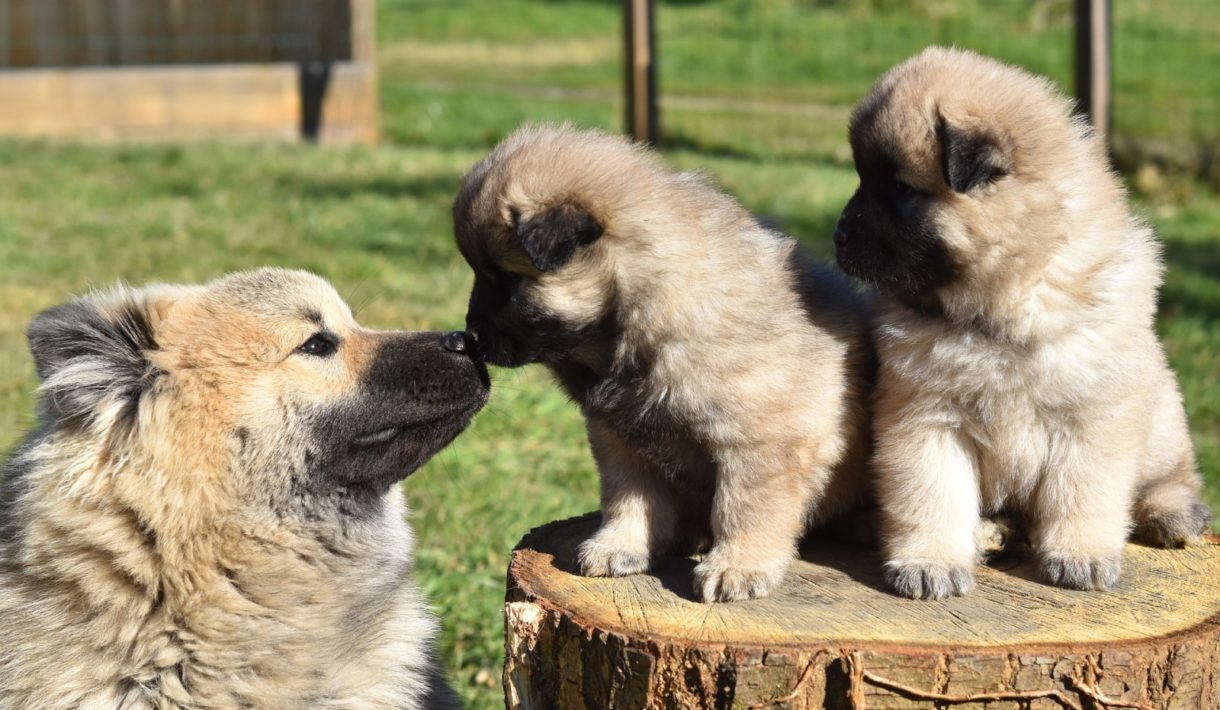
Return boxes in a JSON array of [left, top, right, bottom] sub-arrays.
[[577, 419, 677, 578]]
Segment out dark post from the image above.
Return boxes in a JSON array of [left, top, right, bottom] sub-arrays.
[[623, 0, 657, 144], [1074, 0, 1112, 145]]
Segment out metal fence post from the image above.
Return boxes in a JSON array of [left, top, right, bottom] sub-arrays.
[[624, 0, 657, 144], [1074, 0, 1112, 146]]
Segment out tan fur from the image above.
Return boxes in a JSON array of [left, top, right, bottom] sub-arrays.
[[851, 47, 1210, 598], [0, 269, 460, 708], [454, 125, 875, 602]]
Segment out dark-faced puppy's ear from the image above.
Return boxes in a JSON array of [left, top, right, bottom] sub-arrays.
[[514, 202, 603, 272], [937, 115, 1013, 193], [27, 288, 170, 427]]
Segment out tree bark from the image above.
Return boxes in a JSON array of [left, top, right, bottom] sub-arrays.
[[505, 514, 1220, 709]]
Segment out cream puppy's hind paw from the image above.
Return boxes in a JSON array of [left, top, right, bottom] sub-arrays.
[[1137, 502, 1213, 548], [1039, 554, 1122, 591], [884, 560, 974, 600]]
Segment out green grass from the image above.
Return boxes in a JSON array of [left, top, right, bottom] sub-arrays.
[[0, 1, 1218, 707], [378, 0, 1219, 162]]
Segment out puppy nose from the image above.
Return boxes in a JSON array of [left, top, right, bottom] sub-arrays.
[[833, 226, 848, 248], [465, 320, 486, 346], [441, 331, 470, 354]]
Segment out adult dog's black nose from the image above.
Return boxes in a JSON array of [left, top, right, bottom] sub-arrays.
[[441, 330, 471, 354]]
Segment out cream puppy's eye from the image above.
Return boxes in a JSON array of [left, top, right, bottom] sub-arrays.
[[296, 333, 338, 357]]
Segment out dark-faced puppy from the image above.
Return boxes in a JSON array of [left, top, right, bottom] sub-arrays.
[[835, 47, 1210, 599], [0, 269, 485, 708], [454, 125, 875, 602]]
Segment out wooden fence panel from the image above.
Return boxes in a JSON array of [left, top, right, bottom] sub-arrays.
[[0, 0, 352, 68]]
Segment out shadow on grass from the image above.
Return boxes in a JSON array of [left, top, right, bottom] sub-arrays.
[[663, 130, 845, 168], [274, 172, 463, 203]]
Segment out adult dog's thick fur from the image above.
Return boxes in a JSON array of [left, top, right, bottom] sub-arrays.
[[454, 125, 874, 602], [0, 269, 487, 708], [835, 47, 1211, 599]]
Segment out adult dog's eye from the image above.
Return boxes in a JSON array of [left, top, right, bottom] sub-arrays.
[[296, 333, 338, 357]]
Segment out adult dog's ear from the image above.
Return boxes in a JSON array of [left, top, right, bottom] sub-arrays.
[[27, 287, 174, 427], [937, 115, 1013, 193], [514, 202, 604, 272]]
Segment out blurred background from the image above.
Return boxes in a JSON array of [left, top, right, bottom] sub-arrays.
[[0, 1, 1216, 706]]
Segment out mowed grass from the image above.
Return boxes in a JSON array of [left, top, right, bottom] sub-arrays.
[[0, 1, 1217, 708]]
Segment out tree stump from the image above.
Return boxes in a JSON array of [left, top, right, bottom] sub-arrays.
[[504, 513, 1220, 709]]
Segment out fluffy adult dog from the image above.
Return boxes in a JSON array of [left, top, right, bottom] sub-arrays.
[[454, 125, 874, 602], [0, 269, 487, 708], [834, 46, 1211, 599]]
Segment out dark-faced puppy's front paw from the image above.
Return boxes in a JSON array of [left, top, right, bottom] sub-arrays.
[[692, 551, 787, 603], [576, 536, 651, 578]]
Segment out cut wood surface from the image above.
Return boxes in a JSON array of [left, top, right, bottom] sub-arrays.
[[505, 513, 1220, 709]]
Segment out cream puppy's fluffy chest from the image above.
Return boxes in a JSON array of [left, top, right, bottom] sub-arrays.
[[877, 306, 1142, 511]]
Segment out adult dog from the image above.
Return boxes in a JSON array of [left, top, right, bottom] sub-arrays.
[[0, 268, 487, 708]]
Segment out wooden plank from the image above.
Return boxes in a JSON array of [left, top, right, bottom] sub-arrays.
[[0, 61, 375, 145], [623, 0, 657, 144], [0, 0, 11, 68], [349, 0, 375, 63], [70, 0, 110, 67], [316, 61, 377, 145], [1074, 0, 1112, 145], [28, 0, 59, 68], [0, 0, 363, 68], [6, 0, 37, 67], [0, 64, 297, 140], [111, 0, 142, 65]]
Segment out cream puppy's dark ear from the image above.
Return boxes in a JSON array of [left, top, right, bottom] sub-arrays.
[[514, 201, 604, 272], [936, 113, 1013, 193], [27, 287, 175, 426]]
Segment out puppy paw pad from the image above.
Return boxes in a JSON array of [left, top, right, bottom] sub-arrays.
[[883, 561, 974, 600], [1040, 554, 1122, 591]]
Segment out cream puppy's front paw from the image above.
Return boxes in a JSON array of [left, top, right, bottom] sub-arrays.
[[576, 531, 651, 577], [1039, 553, 1122, 591], [693, 549, 788, 603], [883, 560, 975, 600]]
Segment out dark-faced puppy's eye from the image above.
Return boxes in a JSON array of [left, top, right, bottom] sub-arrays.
[[297, 332, 338, 357], [892, 177, 919, 198]]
